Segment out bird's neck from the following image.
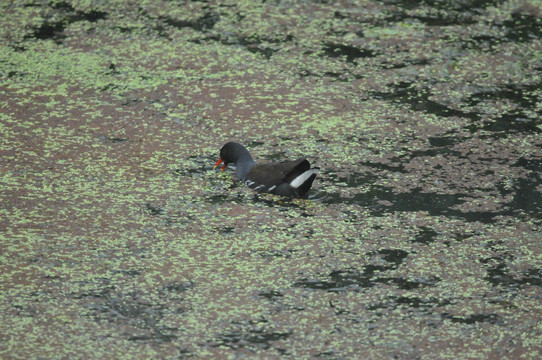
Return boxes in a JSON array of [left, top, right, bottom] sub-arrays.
[[235, 158, 254, 180]]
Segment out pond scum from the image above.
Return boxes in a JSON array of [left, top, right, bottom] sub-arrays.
[[1, 0, 541, 358]]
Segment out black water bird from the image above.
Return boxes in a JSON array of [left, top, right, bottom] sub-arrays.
[[214, 142, 319, 198]]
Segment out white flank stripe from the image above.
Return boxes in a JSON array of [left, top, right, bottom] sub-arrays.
[[290, 169, 319, 189], [254, 185, 265, 190], [268, 185, 277, 191], [245, 180, 255, 187]]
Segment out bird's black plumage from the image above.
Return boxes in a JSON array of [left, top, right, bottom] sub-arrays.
[[214, 142, 318, 198]]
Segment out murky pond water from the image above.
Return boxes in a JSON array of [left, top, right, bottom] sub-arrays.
[[1, 0, 540, 358]]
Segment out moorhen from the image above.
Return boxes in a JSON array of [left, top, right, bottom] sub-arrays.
[[214, 142, 319, 198]]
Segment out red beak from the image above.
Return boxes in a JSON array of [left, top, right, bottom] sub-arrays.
[[214, 158, 226, 171]]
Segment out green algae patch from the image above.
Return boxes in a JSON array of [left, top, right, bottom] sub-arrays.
[[1, 0, 541, 358]]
